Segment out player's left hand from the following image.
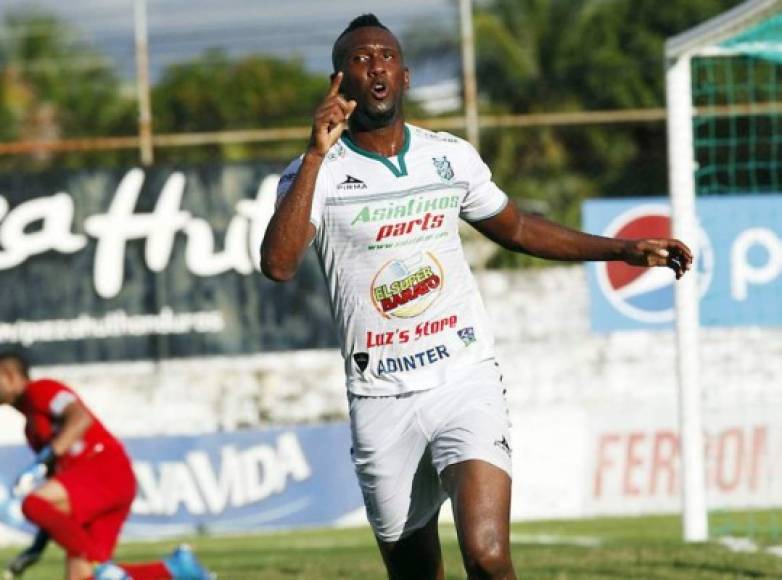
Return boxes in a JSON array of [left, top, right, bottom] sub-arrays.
[[623, 239, 693, 279]]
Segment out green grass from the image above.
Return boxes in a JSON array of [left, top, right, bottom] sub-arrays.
[[2, 511, 782, 579]]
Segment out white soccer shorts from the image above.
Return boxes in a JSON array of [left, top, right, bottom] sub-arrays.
[[348, 360, 512, 542]]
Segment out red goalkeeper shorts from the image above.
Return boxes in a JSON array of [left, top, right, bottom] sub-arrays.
[[54, 445, 136, 561]]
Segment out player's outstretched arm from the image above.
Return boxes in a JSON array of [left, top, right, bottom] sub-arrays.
[[471, 201, 693, 278], [261, 72, 356, 282]]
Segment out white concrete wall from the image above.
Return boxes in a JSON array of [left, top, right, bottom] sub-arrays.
[[2, 265, 781, 517]]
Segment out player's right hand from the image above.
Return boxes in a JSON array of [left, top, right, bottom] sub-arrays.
[[12, 464, 47, 498], [12, 446, 54, 497], [309, 71, 357, 158]]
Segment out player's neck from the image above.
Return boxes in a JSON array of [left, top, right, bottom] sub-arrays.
[[346, 118, 407, 158], [10, 384, 27, 408]]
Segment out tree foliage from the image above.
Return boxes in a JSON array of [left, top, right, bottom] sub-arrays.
[[473, 0, 743, 267], [0, 11, 138, 169], [151, 49, 330, 164]]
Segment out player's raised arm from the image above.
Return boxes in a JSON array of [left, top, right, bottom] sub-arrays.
[[471, 201, 693, 279], [261, 72, 357, 282]]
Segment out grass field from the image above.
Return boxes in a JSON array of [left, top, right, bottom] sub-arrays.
[[2, 511, 781, 579]]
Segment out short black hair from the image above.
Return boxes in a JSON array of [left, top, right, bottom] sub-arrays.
[[0, 350, 30, 378], [332, 14, 392, 70]]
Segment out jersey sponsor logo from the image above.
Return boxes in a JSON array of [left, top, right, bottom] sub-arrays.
[[433, 156, 454, 182], [376, 345, 450, 375], [353, 352, 369, 372], [337, 175, 367, 190], [351, 194, 459, 225], [374, 212, 444, 242], [596, 205, 713, 323], [457, 326, 476, 346], [367, 230, 448, 251], [365, 315, 458, 348], [371, 252, 444, 318]]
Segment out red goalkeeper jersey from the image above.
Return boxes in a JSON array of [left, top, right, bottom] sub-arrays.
[[15, 378, 125, 470]]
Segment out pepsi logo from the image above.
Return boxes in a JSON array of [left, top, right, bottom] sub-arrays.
[[596, 204, 713, 323]]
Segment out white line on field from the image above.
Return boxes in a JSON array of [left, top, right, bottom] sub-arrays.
[[718, 536, 782, 559], [438, 528, 602, 547], [509, 534, 603, 547], [719, 536, 759, 553]]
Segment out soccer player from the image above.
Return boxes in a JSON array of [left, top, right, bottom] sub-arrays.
[[0, 351, 213, 580], [261, 14, 692, 580]]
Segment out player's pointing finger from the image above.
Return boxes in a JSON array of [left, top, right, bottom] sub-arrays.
[[328, 71, 344, 97]]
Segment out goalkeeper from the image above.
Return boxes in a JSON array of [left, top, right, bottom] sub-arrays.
[[0, 351, 212, 580]]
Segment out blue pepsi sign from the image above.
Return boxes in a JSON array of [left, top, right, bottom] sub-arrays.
[[584, 195, 782, 331], [0, 423, 363, 540]]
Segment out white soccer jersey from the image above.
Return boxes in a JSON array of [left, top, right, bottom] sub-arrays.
[[277, 124, 508, 396]]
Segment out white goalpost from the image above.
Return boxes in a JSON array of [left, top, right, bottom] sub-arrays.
[[665, 0, 782, 542]]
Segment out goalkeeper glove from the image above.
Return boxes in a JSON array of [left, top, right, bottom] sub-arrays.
[[12, 447, 55, 497]]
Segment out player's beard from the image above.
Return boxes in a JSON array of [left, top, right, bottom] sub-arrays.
[[354, 97, 403, 130]]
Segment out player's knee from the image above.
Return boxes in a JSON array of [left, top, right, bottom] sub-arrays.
[[461, 536, 512, 578], [20, 494, 48, 524]]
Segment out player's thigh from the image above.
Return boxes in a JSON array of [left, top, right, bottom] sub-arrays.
[[83, 501, 132, 562], [30, 478, 71, 514], [428, 363, 512, 480], [350, 394, 446, 543], [441, 460, 512, 567], [56, 450, 136, 524], [427, 366, 513, 565], [376, 508, 444, 580]]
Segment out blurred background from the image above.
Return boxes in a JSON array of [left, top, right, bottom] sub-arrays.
[[0, 0, 781, 576]]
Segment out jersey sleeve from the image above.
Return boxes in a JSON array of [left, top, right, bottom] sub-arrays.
[[276, 156, 331, 229], [26, 380, 76, 418], [458, 141, 509, 222]]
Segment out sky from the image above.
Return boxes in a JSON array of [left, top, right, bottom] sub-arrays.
[[1, 0, 461, 84]]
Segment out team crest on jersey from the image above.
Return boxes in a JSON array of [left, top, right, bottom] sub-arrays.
[[432, 156, 454, 182]]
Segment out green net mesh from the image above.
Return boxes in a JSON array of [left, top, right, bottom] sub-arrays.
[[691, 13, 782, 196]]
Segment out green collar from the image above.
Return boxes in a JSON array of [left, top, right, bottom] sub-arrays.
[[341, 125, 410, 177]]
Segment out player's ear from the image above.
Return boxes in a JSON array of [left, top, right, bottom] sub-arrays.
[[403, 67, 410, 90]]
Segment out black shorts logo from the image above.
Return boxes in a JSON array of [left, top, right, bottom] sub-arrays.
[[494, 436, 512, 457]]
